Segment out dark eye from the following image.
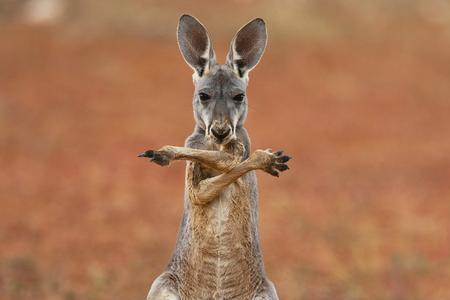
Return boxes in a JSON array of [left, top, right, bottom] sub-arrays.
[[233, 93, 245, 102], [198, 93, 211, 101]]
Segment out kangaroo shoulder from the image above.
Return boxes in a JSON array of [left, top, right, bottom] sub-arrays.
[[185, 132, 207, 149]]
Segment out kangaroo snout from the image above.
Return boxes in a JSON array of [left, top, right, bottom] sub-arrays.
[[209, 121, 233, 144], [211, 127, 231, 140]]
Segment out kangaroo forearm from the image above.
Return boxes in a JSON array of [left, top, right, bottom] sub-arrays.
[[141, 146, 290, 205], [168, 146, 238, 172], [191, 159, 258, 205]]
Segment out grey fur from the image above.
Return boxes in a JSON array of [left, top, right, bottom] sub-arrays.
[[142, 15, 290, 300]]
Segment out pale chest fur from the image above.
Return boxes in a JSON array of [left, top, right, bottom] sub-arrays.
[[177, 177, 261, 299]]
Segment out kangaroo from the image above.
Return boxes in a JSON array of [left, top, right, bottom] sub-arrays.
[[139, 15, 291, 300]]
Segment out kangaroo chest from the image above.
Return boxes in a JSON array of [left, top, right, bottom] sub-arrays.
[[179, 180, 261, 299]]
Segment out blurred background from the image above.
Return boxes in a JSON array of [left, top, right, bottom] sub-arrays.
[[1, 0, 450, 299]]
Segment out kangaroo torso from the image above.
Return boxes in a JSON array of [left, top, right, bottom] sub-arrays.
[[167, 130, 265, 299]]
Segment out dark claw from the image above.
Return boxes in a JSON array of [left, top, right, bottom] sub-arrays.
[[267, 168, 279, 177], [138, 150, 154, 158], [276, 155, 291, 163], [274, 163, 289, 171]]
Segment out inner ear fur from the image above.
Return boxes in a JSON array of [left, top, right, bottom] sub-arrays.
[[226, 18, 267, 78], [177, 14, 216, 76]]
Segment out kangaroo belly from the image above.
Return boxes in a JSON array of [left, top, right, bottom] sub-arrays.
[[177, 183, 262, 299]]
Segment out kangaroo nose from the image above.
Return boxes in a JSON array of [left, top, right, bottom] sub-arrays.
[[211, 127, 231, 140]]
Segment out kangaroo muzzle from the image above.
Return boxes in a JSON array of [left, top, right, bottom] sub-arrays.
[[209, 120, 233, 144]]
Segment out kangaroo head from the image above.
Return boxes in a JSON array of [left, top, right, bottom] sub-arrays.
[[177, 15, 267, 145]]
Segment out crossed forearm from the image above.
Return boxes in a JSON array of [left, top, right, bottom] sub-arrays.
[[139, 146, 242, 172], [139, 146, 290, 205], [190, 158, 258, 205], [163, 146, 255, 204], [165, 146, 240, 172]]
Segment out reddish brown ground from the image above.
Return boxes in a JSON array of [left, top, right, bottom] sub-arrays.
[[0, 19, 449, 300]]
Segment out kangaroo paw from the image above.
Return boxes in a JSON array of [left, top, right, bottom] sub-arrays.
[[138, 147, 175, 166], [251, 149, 291, 177], [266, 150, 291, 177]]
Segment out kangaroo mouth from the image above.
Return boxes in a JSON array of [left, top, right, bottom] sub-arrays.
[[208, 124, 234, 145], [212, 127, 230, 140]]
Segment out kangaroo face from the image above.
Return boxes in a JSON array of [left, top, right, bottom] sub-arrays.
[[177, 15, 267, 146], [193, 65, 247, 145]]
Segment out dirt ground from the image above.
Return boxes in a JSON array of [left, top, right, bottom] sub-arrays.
[[1, 5, 450, 300]]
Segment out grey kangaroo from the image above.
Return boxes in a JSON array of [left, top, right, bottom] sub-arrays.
[[140, 15, 291, 300]]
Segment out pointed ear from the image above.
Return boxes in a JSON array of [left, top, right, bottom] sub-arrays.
[[226, 18, 267, 78], [177, 14, 216, 77]]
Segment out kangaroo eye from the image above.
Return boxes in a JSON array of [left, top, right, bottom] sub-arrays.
[[233, 93, 245, 102], [198, 93, 211, 101]]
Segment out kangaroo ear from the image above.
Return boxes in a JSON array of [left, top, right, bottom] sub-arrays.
[[177, 15, 216, 77], [226, 18, 267, 78]]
